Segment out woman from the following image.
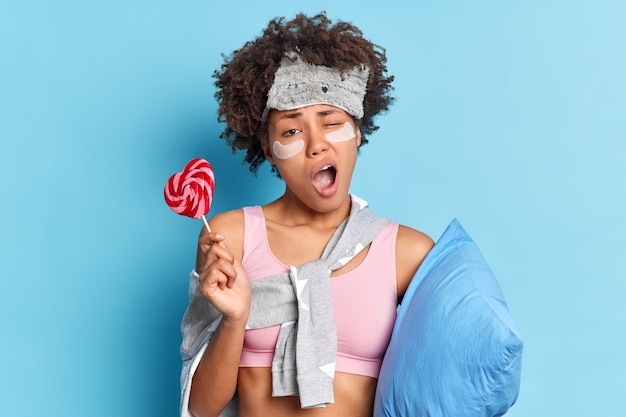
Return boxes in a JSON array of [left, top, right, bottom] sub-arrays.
[[180, 12, 434, 417]]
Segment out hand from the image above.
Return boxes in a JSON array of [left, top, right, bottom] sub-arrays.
[[196, 232, 251, 322]]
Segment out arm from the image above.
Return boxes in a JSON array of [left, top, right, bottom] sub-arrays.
[[188, 211, 251, 417], [395, 225, 434, 300]]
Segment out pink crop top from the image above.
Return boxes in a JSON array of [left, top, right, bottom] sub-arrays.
[[239, 206, 399, 378]]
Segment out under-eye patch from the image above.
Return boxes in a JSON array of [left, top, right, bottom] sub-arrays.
[[325, 122, 356, 143], [272, 140, 304, 160]]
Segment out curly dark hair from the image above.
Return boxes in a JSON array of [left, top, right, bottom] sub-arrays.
[[213, 12, 395, 173]]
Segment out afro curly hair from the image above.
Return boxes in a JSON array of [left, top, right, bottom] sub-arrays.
[[213, 12, 395, 174]]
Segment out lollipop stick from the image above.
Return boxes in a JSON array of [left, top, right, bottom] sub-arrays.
[[201, 215, 211, 233]]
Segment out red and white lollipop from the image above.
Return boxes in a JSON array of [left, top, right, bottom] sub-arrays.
[[164, 157, 215, 231]]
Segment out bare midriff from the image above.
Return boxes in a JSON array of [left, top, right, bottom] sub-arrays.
[[237, 368, 377, 417]]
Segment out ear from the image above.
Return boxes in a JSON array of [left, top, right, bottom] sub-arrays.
[[261, 139, 275, 165], [355, 125, 362, 147]]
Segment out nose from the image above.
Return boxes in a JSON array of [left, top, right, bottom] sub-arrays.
[[307, 127, 329, 157]]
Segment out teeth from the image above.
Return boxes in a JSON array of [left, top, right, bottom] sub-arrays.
[[320, 165, 332, 171]]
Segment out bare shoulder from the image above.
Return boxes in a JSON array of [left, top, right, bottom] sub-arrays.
[[204, 209, 245, 236], [395, 224, 435, 298], [198, 208, 246, 260]]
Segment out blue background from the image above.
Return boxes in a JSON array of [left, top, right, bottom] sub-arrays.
[[2, 1, 624, 416]]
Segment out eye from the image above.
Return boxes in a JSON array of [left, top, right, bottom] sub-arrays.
[[325, 121, 345, 130], [283, 128, 301, 137]]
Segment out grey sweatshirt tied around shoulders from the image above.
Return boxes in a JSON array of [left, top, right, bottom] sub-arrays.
[[180, 195, 388, 412]]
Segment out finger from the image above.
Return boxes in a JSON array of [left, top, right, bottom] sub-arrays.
[[198, 231, 226, 253], [197, 235, 235, 275], [199, 244, 235, 275], [199, 257, 238, 291], [198, 267, 228, 294], [225, 272, 236, 289], [197, 230, 226, 271]]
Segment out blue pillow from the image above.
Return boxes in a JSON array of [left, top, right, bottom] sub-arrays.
[[374, 219, 523, 417]]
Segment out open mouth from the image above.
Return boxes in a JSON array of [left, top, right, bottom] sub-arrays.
[[313, 165, 337, 190]]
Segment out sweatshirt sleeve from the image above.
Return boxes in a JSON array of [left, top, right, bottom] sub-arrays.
[[179, 270, 223, 417]]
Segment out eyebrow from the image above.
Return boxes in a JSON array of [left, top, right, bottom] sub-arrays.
[[277, 108, 342, 121]]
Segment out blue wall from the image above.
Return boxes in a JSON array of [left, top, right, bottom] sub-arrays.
[[2, 1, 624, 415]]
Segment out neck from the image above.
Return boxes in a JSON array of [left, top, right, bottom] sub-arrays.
[[267, 189, 352, 229]]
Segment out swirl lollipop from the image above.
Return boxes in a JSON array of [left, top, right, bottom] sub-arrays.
[[164, 158, 215, 232]]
